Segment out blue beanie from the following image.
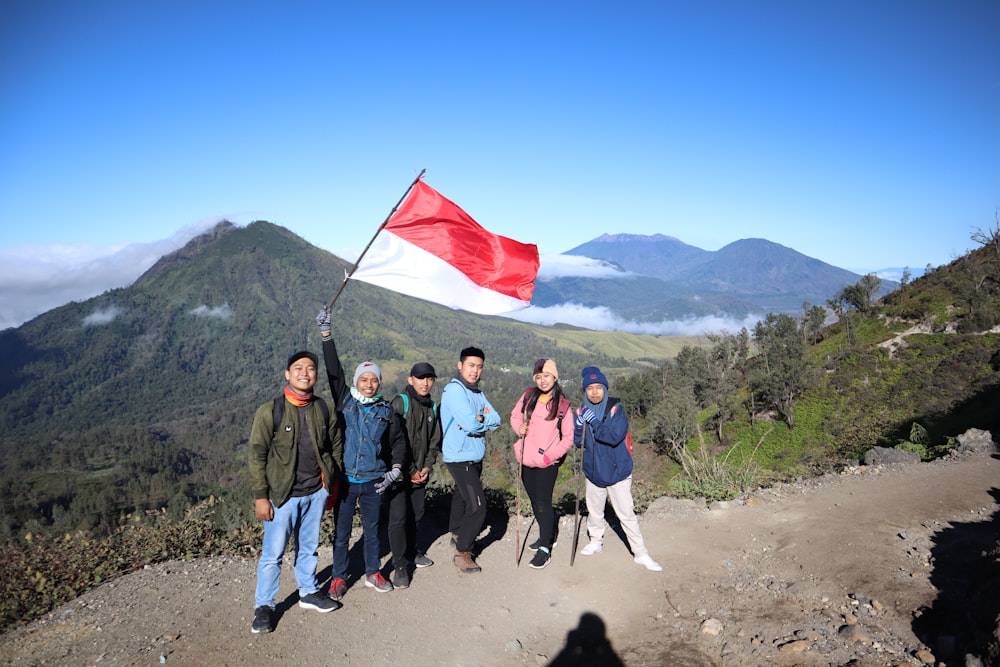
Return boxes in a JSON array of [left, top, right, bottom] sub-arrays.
[[581, 366, 608, 391]]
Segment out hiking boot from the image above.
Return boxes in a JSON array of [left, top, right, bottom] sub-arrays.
[[328, 577, 347, 601], [529, 547, 551, 569], [391, 567, 410, 589], [528, 538, 558, 552], [251, 606, 274, 634], [634, 554, 663, 572], [453, 550, 482, 573], [580, 542, 602, 556], [365, 572, 393, 592], [299, 591, 341, 612], [414, 553, 434, 568]]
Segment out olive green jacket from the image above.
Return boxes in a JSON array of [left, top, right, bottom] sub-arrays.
[[248, 396, 344, 507]]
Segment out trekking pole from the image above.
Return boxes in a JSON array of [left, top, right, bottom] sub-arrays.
[[514, 432, 525, 566], [570, 417, 586, 567]]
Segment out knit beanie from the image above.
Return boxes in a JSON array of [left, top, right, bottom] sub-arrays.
[[532, 358, 559, 380], [353, 361, 382, 386], [581, 366, 608, 391]]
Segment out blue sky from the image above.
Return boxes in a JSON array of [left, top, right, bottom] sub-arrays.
[[1, 1, 997, 331]]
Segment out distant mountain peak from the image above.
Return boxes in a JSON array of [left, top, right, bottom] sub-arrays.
[[594, 233, 683, 243]]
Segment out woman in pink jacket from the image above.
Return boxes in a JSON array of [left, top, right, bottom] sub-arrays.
[[509, 358, 574, 569]]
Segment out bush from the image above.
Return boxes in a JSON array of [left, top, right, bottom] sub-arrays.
[[0, 498, 258, 631]]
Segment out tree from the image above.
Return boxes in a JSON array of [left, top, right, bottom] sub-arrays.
[[900, 267, 911, 288], [800, 302, 828, 345], [647, 384, 698, 463], [748, 313, 817, 429], [675, 330, 749, 441]]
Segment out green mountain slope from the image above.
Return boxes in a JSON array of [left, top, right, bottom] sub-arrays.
[[0, 221, 692, 537]]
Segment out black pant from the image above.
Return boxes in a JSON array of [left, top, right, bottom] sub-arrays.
[[521, 463, 560, 549], [446, 461, 487, 553], [385, 482, 429, 570]]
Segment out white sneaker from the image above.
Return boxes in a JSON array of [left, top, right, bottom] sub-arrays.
[[580, 542, 602, 556], [634, 554, 662, 572]]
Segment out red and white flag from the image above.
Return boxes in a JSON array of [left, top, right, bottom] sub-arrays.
[[351, 178, 539, 315]]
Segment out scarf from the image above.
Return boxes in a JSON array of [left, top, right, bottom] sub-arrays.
[[585, 392, 610, 423], [284, 385, 312, 407], [453, 372, 482, 394], [405, 384, 434, 407], [350, 386, 383, 405]]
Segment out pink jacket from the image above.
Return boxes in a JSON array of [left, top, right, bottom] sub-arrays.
[[509, 391, 573, 468]]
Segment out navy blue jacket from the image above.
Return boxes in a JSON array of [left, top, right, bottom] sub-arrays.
[[573, 398, 633, 487]]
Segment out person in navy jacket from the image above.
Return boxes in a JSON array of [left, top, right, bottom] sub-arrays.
[[574, 366, 662, 572]]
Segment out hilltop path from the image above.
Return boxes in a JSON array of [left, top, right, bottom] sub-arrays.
[[1, 449, 998, 667]]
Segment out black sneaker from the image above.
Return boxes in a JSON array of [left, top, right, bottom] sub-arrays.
[[529, 547, 551, 569], [528, 538, 557, 552], [391, 567, 411, 589], [299, 591, 342, 613], [414, 553, 434, 568], [251, 606, 274, 634]]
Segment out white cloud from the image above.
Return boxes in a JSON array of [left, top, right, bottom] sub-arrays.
[[506, 302, 763, 336], [82, 306, 122, 326], [190, 303, 233, 319], [537, 254, 628, 280], [0, 219, 223, 330]]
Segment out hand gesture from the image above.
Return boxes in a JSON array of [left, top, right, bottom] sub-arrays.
[[374, 467, 402, 494]]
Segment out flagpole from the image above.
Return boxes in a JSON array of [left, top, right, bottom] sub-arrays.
[[324, 168, 426, 312]]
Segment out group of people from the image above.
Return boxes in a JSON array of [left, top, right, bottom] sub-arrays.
[[247, 310, 661, 634]]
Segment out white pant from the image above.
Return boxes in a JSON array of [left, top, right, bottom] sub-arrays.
[[584, 475, 649, 558]]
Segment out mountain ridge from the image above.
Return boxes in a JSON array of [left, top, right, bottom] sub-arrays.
[[552, 232, 893, 319]]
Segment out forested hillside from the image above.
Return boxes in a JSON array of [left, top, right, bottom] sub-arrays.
[[615, 231, 1000, 499], [0, 221, 687, 539]]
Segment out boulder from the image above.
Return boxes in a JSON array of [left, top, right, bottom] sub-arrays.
[[955, 428, 997, 454], [863, 446, 920, 466]]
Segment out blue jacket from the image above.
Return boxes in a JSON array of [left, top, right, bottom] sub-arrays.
[[322, 337, 408, 481], [574, 397, 633, 487], [441, 378, 501, 463]]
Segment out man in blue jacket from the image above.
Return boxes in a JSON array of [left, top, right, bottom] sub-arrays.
[[317, 310, 408, 597], [441, 346, 501, 573]]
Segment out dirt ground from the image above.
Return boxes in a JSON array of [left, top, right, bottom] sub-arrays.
[[1, 449, 998, 667]]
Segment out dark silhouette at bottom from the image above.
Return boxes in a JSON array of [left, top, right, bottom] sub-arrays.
[[548, 612, 625, 667]]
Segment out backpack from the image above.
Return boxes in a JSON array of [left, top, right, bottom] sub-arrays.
[[397, 392, 438, 420], [519, 388, 569, 438]]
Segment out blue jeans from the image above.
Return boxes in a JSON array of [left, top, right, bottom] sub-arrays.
[[254, 486, 329, 609], [332, 480, 382, 579]]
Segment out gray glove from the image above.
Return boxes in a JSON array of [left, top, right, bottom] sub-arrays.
[[316, 308, 332, 336], [373, 467, 402, 495]]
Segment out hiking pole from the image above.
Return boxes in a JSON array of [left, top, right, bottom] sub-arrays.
[[570, 418, 586, 567], [514, 432, 525, 566], [325, 168, 426, 312]]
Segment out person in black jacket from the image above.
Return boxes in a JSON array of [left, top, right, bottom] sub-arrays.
[[385, 361, 443, 589], [317, 309, 408, 598]]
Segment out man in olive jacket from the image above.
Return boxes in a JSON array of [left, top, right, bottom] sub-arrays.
[[248, 350, 345, 634]]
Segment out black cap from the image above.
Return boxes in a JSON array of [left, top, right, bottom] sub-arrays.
[[410, 362, 437, 378], [287, 350, 318, 369]]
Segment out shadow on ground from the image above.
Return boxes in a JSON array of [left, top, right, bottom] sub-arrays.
[[913, 474, 1000, 666]]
